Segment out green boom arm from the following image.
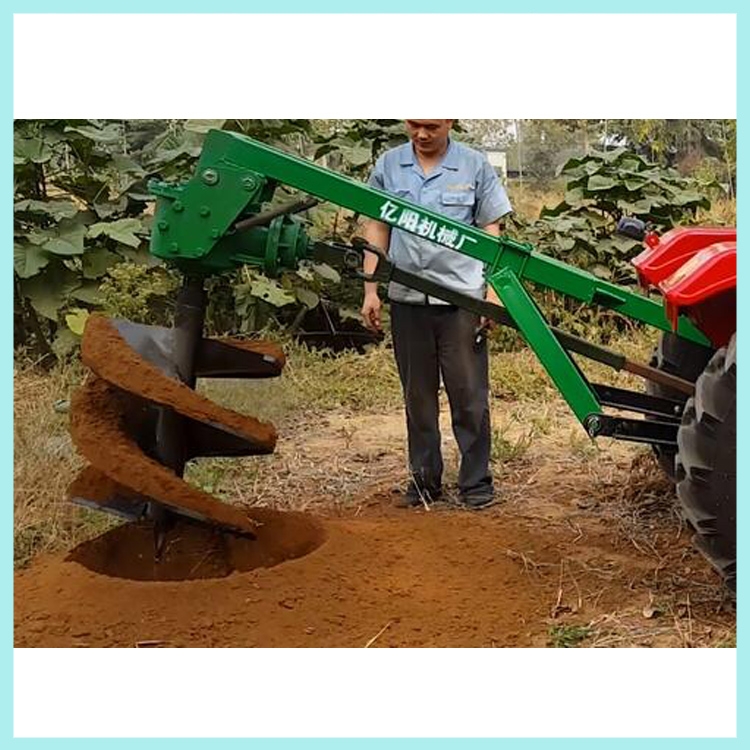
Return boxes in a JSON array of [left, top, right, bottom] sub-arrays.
[[149, 129, 710, 433]]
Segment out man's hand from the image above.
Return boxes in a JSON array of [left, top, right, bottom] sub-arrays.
[[362, 291, 383, 333]]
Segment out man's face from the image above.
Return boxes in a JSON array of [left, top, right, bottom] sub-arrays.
[[405, 119, 453, 158]]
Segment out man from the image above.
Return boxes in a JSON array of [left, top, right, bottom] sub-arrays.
[[361, 119, 512, 510]]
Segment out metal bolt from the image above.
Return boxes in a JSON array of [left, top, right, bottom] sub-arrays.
[[242, 176, 256, 191], [173, 200, 184, 213], [200, 206, 211, 217], [170, 242, 179, 254], [157, 220, 169, 232], [344, 249, 360, 270], [211, 229, 220, 239], [585, 416, 601, 438], [202, 169, 219, 186]]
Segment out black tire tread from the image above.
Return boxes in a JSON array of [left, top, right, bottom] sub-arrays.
[[646, 332, 714, 480], [675, 335, 736, 591]]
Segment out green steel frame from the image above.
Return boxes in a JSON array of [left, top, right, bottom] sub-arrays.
[[149, 129, 711, 432]]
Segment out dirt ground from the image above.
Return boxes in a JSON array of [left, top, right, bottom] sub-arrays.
[[14, 401, 736, 648]]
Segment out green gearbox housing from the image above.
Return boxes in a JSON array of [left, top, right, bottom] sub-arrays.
[[149, 168, 310, 277]]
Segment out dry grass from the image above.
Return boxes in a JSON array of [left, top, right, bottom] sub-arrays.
[[505, 181, 565, 222], [200, 338, 404, 426], [13, 363, 120, 568], [698, 195, 736, 226]]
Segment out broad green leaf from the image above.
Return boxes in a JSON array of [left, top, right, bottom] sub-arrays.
[[28, 218, 86, 256], [583, 160, 603, 175], [557, 157, 585, 177], [82, 247, 120, 279], [72, 281, 103, 305], [638, 169, 665, 185], [46, 219, 87, 256], [312, 263, 341, 283], [618, 198, 657, 214], [611, 235, 641, 253], [64, 123, 124, 145], [93, 195, 128, 219], [617, 200, 641, 214], [602, 147, 627, 163], [14, 242, 49, 278], [555, 235, 576, 251], [111, 155, 146, 175], [250, 277, 295, 307], [623, 178, 647, 192], [578, 209, 609, 230], [295, 287, 320, 309], [88, 218, 143, 248], [14, 199, 79, 220], [671, 191, 708, 207], [338, 143, 372, 167], [564, 187, 585, 204], [27, 228, 49, 246], [125, 191, 154, 202], [586, 174, 618, 191], [185, 119, 227, 134], [14, 137, 53, 164], [117, 246, 158, 266], [19, 264, 80, 320], [65, 308, 90, 336], [548, 218, 575, 233], [591, 263, 612, 279], [620, 157, 645, 172]]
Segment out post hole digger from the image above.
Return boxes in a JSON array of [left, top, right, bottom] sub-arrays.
[[68, 129, 736, 589]]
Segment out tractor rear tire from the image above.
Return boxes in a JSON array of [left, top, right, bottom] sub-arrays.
[[647, 332, 714, 480], [675, 334, 736, 592]]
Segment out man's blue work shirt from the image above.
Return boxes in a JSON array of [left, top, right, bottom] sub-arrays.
[[368, 138, 512, 305]]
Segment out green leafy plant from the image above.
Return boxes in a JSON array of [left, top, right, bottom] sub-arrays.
[[13, 118, 345, 361], [13, 119, 170, 360], [521, 148, 715, 285], [548, 624, 593, 648]]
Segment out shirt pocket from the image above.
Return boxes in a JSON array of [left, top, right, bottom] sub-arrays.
[[391, 187, 412, 200], [439, 190, 476, 221]]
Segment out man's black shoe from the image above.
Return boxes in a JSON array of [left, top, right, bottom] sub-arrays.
[[459, 490, 496, 510], [395, 483, 442, 509]]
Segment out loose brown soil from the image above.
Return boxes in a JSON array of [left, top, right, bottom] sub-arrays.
[[11, 499, 607, 647], [14, 488, 734, 647]]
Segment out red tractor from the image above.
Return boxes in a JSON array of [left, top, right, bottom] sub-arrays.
[[629, 222, 736, 592]]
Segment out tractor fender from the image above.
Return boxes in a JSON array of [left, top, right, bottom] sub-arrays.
[[633, 226, 736, 289], [659, 241, 736, 348]]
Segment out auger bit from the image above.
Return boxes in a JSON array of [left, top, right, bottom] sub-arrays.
[[68, 275, 286, 560]]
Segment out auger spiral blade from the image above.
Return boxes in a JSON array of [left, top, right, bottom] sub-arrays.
[[67, 278, 286, 545]]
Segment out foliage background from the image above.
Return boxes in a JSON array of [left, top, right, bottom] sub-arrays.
[[13, 118, 735, 363]]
